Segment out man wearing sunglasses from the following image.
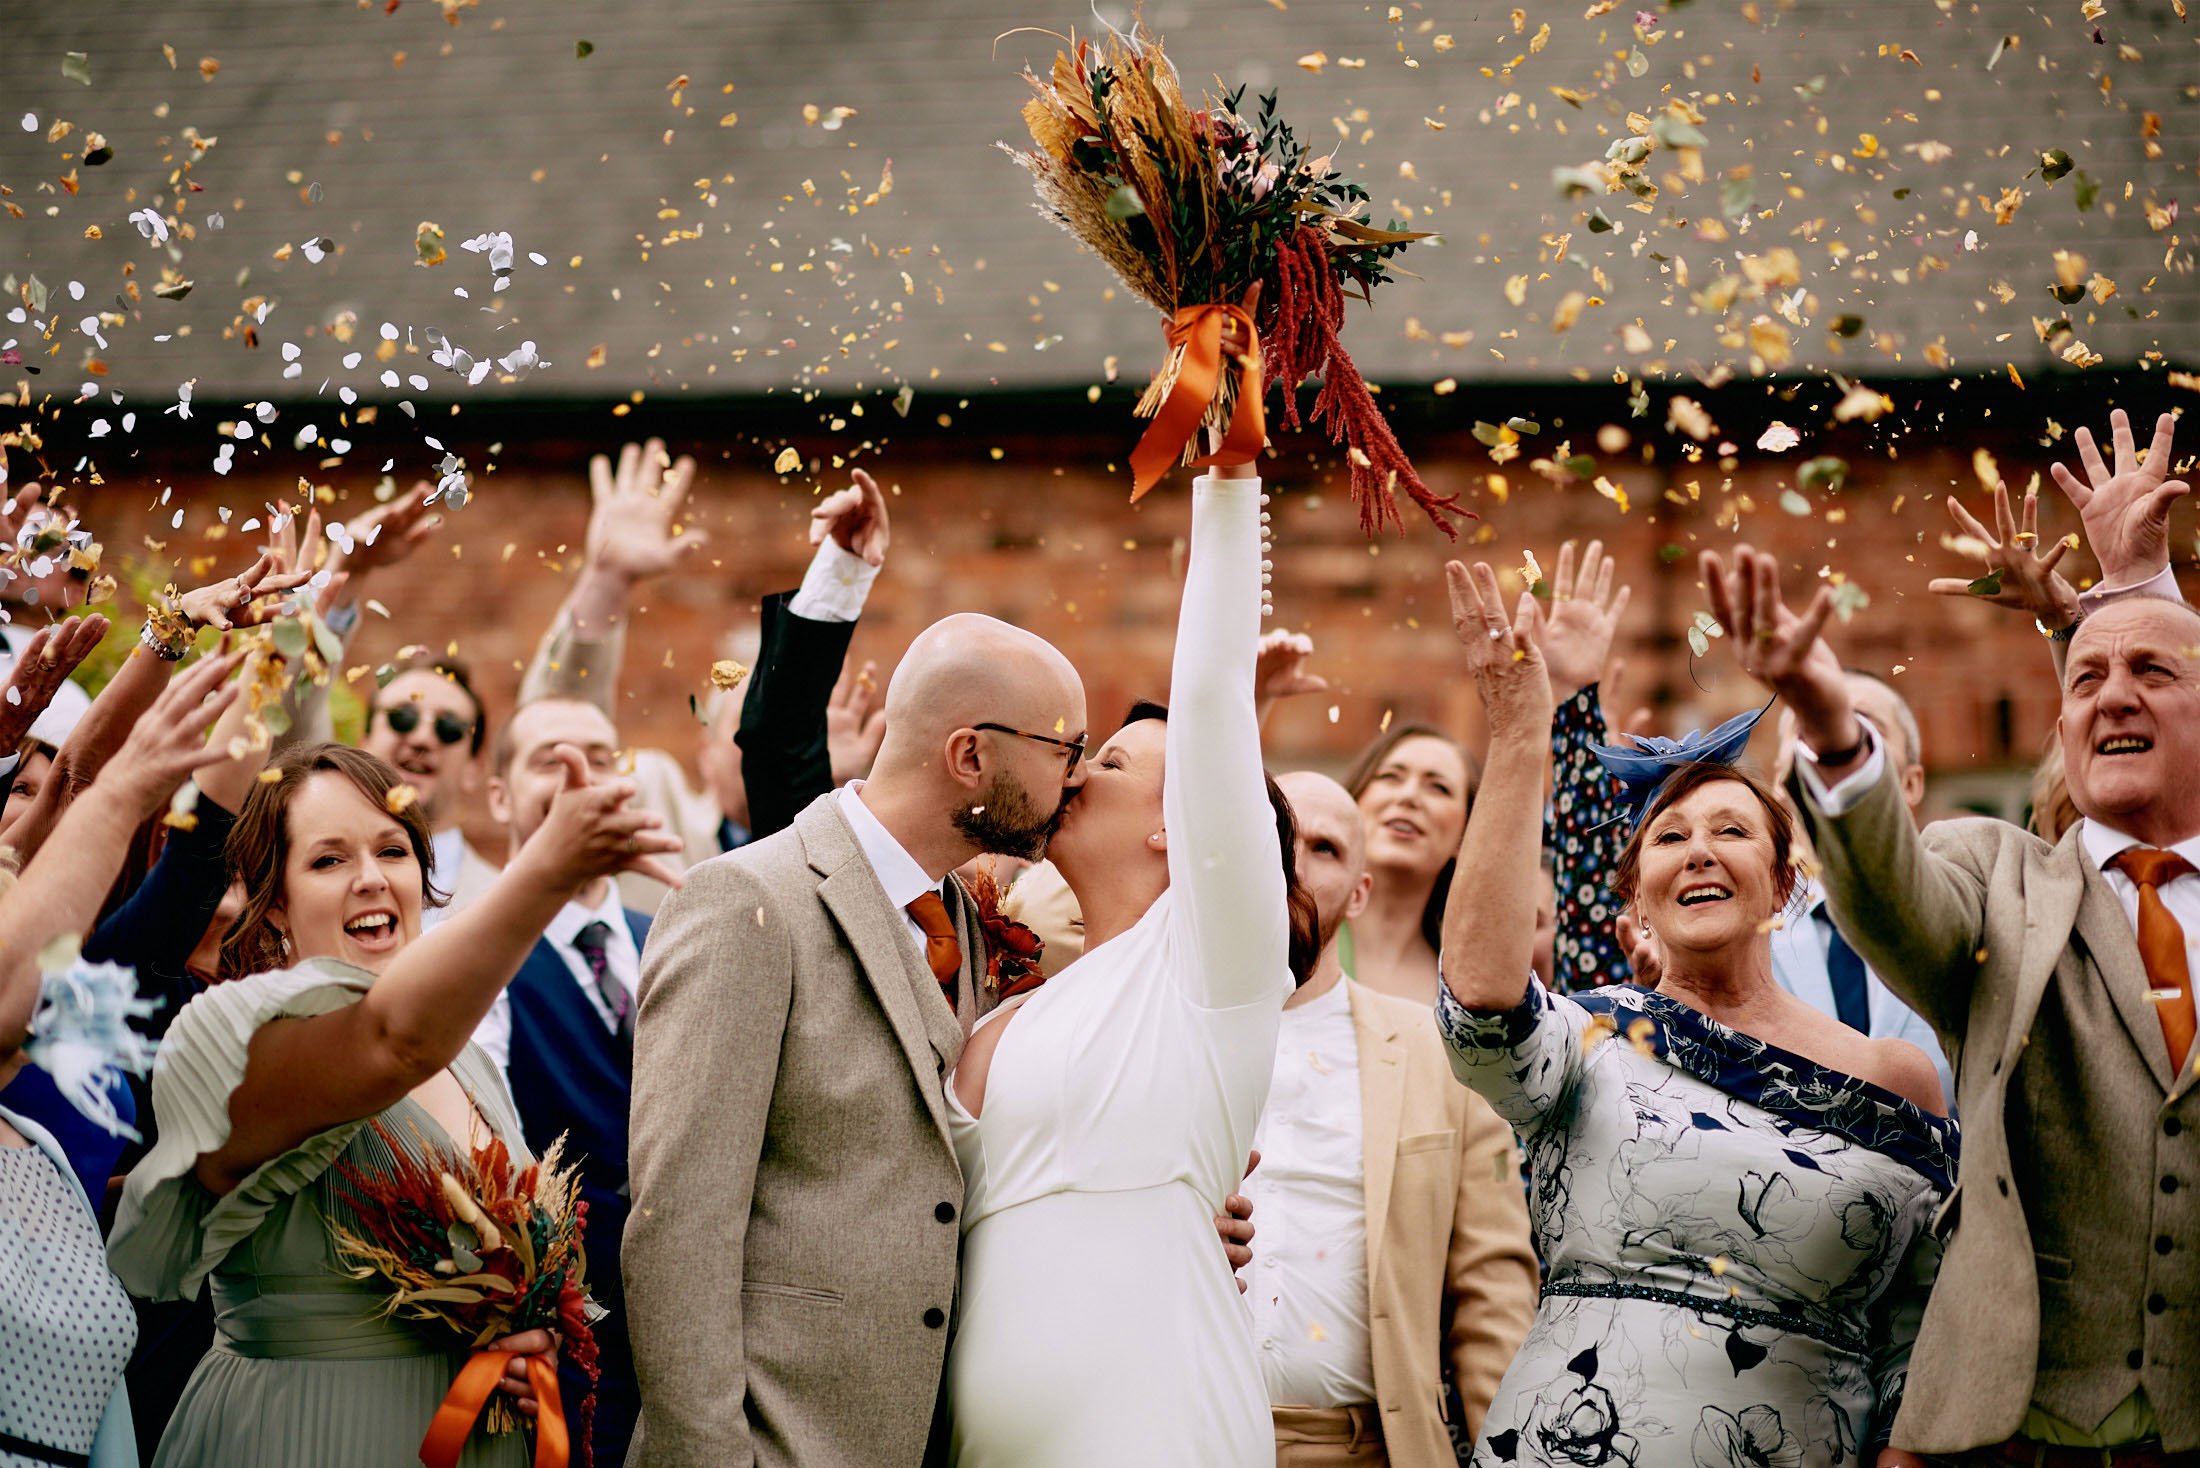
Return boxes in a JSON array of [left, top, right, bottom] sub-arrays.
[[360, 652, 497, 917]]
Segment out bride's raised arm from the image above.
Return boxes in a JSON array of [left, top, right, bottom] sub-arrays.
[[1164, 458, 1288, 1009]]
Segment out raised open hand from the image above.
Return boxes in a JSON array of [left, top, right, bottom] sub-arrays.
[[175, 550, 318, 631], [586, 438, 704, 584], [1925, 481, 2079, 627], [826, 659, 888, 785], [2048, 408, 2188, 587], [1535, 539, 1633, 697], [810, 468, 891, 568], [101, 646, 249, 816], [0, 478, 46, 553], [0, 616, 109, 749], [517, 743, 686, 895], [331, 482, 440, 580], [1701, 546, 1857, 756], [1445, 560, 1552, 741], [1254, 630, 1330, 713]]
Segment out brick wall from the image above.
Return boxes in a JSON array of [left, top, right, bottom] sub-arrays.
[[66, 378, 2175, 857]]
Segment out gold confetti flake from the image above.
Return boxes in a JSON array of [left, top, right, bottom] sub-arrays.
[[385, 783, 419, 815], [773, 446, 802, 473], [710, 659, 750, 691]]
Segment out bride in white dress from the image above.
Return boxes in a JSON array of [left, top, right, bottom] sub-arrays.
[[944, 459, 1304, 1467]]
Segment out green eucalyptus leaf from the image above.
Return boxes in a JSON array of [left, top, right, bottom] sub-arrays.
[[1779, 490, 1812, 517], [1830, 581, 1871, 623], [271, 618, 308, 659], [1720, 174, 1755, 220], [1967, 570, 2005, 596], [1103, 184, 1145, 221], [2039, 148, 2073, 184], [1798, 456, 1849, 493], [1650, 117, 1707, 150]]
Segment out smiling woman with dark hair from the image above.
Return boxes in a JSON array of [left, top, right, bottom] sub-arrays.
[[109, 738, 683, 1468], [1426, 556, 1955, 1468]]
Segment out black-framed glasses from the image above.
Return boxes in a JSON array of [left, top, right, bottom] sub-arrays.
[[380, 703, 474, 747], [975, 722, 1086, 774]]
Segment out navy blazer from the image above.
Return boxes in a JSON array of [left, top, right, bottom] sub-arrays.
[[502, 908, 651, 1465], [501, 909, 650, 1294]]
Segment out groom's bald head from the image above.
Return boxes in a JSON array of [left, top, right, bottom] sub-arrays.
[[879, 614, 1084, 765]]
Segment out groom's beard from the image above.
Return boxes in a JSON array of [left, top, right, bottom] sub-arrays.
[[953, 772, 1063, 862]]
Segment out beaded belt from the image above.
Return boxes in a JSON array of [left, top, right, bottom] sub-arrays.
[[1541, 1277, 1867, 1355]]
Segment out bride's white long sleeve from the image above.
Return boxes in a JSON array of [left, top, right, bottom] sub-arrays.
[[1164, 472, 1289, 1010]]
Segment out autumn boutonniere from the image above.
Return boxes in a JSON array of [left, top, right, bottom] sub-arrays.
[[967, 860, 1047, 1002]]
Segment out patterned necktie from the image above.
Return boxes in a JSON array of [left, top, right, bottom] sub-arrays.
[[2107, 847, 2198, 1074], [906, 892, 962, 1008], [573, 920, 632, 1039], [1814, 907, 1872, 1035]]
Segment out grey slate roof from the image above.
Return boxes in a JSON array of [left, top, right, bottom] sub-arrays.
[[4, 0, 2194, 415]]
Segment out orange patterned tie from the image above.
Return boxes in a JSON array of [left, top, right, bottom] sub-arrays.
[[2108, 847, 2199, 1074], [906, 892, 962, 1007]]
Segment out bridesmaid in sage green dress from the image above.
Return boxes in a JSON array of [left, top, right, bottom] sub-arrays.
[[110, 740, 683, 1468]]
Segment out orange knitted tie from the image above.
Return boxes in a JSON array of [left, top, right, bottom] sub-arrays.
[[906, 892, 962, 1006], [2109, 847, 2199, 1074]]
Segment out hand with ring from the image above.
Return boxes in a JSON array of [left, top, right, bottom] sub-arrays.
[[1532, 539, 1634, 699]]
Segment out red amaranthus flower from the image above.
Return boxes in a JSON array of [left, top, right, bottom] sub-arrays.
[[966, 860, 1048, 1001]]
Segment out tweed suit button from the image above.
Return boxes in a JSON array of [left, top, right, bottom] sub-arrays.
[[2167, 1116, 2184, 1137], [2159, 1235, 2175, 1255], [923, 1307, 946, 1328], [935, 1201, 956, 1224], [2148, 1293, 2167, 1315], [2164, 1175, 2181, 1194], [2129, 1349, 2145, 1369]]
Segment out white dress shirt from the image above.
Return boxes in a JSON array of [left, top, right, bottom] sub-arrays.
[[836, 782, 937, 959], [2078, 820, 2200, 983], [787, 535, 881, 624], [420, 827, 471, 932], [1242, 977, 1378, 1409], [472, 881, 642, 1073], [1769, 883, 1956, 1104]]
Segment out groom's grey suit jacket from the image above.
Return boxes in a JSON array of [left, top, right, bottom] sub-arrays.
[[623, 793, 992, 1468]]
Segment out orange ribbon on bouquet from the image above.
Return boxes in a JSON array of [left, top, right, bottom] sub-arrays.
[[420, 1349, 568, 1468], [1128, 301, 1265, 501]]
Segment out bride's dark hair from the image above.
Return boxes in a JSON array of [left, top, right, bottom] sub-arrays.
[[1119, 700, 1321, 988]]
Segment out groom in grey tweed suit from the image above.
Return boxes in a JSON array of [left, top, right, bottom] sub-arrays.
[[621, 612, 1089, 1468]]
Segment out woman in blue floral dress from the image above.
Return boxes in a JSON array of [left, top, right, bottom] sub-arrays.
[[1429, 559, 1955, 1468]]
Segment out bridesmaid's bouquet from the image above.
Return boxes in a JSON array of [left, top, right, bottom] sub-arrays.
[[329, 1126, 600, 1468], [1006, 23, 1461, 536]]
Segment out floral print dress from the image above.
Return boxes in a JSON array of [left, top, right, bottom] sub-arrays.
[[1548, 684, 1631, 995], [1436, 979, 1956, 1468]]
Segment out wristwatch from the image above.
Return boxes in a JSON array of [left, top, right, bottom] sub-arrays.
[[2035, 614, 2082, 643]]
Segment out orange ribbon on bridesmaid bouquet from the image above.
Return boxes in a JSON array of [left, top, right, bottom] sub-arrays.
[[420, 1349, 569, 1468], [1128, 301, 1265, 501]]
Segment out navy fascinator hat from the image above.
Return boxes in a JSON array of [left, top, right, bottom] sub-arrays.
[[1586, 702, 1771, 831]]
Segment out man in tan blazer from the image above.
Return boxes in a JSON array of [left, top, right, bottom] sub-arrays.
[[622, 611, 1093, 1468], [1707, 540, 2196, 1465], [1251, 773, 1539, 1468]]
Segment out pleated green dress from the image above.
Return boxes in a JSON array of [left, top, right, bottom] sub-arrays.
[[108, 960, 535, 1468]]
